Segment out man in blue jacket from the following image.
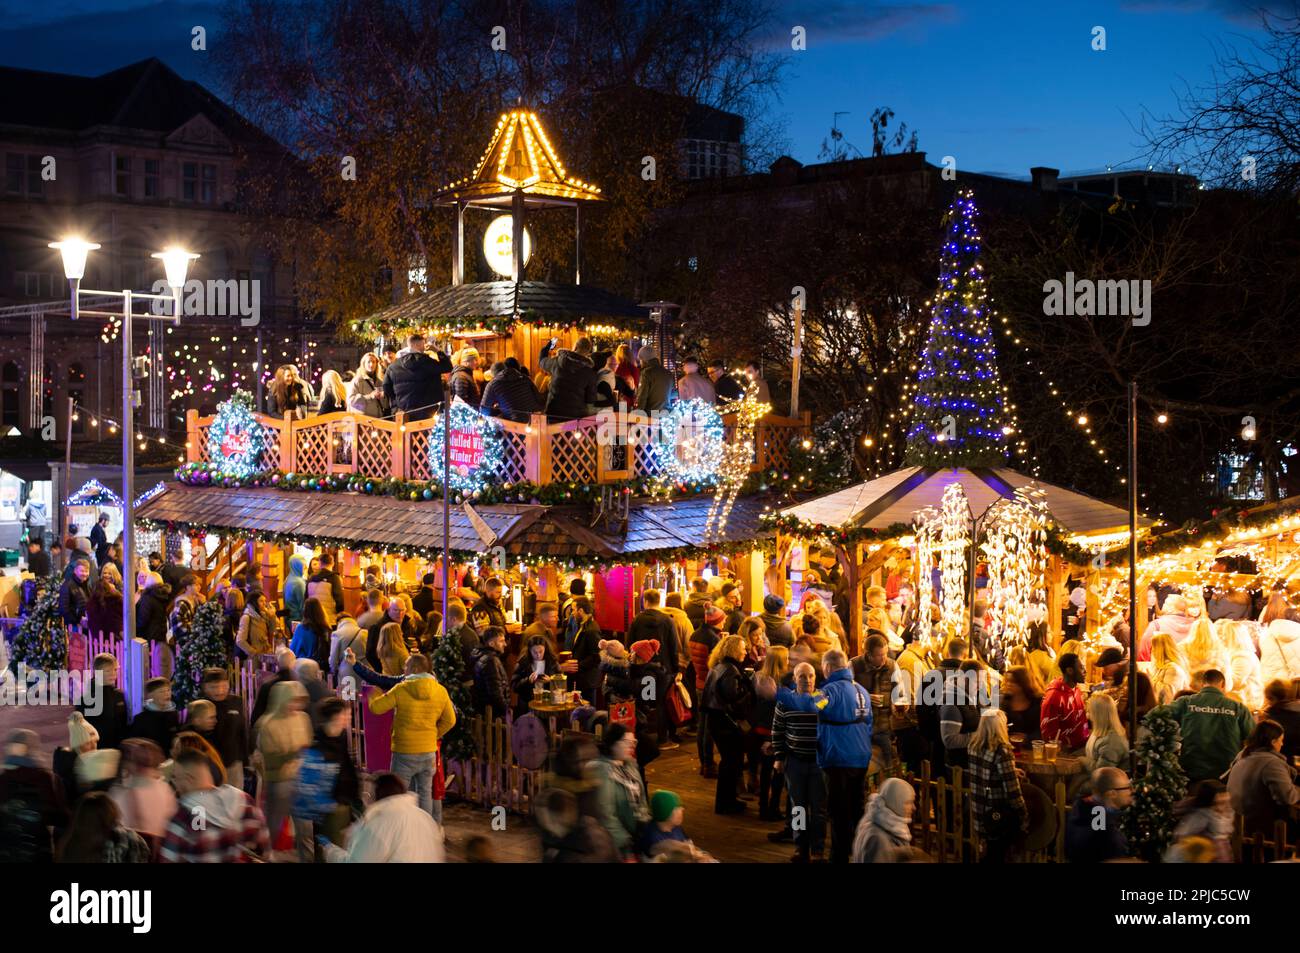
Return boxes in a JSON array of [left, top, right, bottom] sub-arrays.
[[776, 649, 872, 863]]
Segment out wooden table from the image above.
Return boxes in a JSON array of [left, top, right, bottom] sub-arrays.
[[1016, 750, 1088, 801], [529, 698, 584, 743]]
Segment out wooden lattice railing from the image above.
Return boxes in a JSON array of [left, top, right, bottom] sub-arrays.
[[186, 407, 810, 488]]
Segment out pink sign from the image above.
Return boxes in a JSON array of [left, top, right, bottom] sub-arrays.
[[449, 428, 485, 473]]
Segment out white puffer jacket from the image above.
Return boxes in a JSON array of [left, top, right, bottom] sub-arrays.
[[1260, 619, 1300, 686]]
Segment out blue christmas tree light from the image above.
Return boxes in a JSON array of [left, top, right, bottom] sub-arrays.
[[904, 190, 1011, 467]]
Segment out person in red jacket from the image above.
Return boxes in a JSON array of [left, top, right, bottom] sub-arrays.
[[1041, 652, 1090, 751], [689, 606, 725, 778]]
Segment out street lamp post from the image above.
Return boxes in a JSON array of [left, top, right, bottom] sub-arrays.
[[49, 238, 198, 653], [1127, 381, 1139, 774]]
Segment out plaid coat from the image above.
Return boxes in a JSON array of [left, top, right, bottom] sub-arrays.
[[159, 793, 269, 863], [967, 743, 1028, 837]]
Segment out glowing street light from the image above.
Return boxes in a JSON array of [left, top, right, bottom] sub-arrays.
[[50, 236, 198, 668]]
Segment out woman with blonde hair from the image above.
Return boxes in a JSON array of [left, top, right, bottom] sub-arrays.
[[376, 621, 410, 676], [1219, 619, 1263, 709], [967, 708, 1027, 862], [1084, 692, 1129, 771], [1184, 616, 1233, 692], [792, 594, 844, 653], [1149, 632, 1190, 704], [701, 634, 753, 815], [347, 351, 388, 417], [449, 347, 481, 404], [316, 368, 347, 415], [752, 645, 790, 821]]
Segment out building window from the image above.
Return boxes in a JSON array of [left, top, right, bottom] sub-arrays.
[[6, 153, 44, 196], [144, 158, 160, 198], [184, 162, 217, 203], [1, 361, 19, 428], [115, 155, 132, 197], [15, 272, 62, 298]]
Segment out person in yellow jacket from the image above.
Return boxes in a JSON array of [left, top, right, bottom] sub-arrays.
[[367, 654, 457, 824]]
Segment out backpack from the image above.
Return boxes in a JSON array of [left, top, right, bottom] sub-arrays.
[[291, 747, 340, 822]]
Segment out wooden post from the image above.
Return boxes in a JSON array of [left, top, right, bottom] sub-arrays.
[[340, 548, 362, 616], [391, 411, 405, 477], [281, 412, 295, 474], [536, 564, 559, 605], [1046, 555, 1063, 649], [790, 301, 803, 417], [529, 413, 550, 484], [185, 408, 200, 464], [736, 549, 766, 615], [847, 541, 864, 657]]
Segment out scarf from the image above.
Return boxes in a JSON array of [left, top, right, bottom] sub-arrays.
[[607, 758, 650, 824], [864, 780, 912, 843]]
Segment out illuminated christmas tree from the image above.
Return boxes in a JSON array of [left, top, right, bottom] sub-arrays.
[[904, 190, 1011, 467]]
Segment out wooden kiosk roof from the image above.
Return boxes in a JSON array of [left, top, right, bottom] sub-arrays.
[[137, 484, 773, 562], [361, 280, 650, 328], [782, 466, 1151, 536]]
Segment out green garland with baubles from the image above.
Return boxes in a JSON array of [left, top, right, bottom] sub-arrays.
[[10, 574, 69, 672], [349, 308, 653, 342]]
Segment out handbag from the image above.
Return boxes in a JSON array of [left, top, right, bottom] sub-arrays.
[[666, 676, 692, 728]]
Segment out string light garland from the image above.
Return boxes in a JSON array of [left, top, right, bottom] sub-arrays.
[[206, 390, 266, 479], [981, 486, 1049, 652], [904, 189, 1012, 467], [350, 310, 648, 343], [654, 398, 726, 488], [705, 383, 771, 537], [429, 398, 507, 494], [65, 479, 123, 508]]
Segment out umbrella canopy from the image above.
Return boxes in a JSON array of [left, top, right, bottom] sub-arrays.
[[781, 466, 1150, 536]]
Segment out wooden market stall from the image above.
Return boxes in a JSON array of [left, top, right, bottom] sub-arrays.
[[774, 465, 1154, 656]]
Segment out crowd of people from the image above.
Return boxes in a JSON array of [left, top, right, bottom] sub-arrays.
[[9, 517, 1300, 864], [261, 336, 772, 427]]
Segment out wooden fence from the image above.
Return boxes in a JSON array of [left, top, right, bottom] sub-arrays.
[[187, 406, 811, 486], [908, 761, 1069, 863]]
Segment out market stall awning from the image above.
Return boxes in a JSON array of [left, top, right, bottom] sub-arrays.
[[135, 484, 531, 553], [780, 466, 1151, 536], [359, 280, 649, 330], [136, 484, 773, 562]]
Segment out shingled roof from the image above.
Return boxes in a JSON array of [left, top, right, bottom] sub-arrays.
[[136, 485, 773, 561], [361, 280, 649, 328]]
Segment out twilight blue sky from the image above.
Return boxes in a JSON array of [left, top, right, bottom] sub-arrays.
[[0, 0, 1291, 175]]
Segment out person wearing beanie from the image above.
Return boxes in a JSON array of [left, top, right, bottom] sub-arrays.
[[598, 639, 635, 705], [638, 789, 692, 860], [689, 604, 726, 777], [761, 594, 794, 648], [629, 640, 660, 665], [634, 344, 674, 412], [55, 711, 117, 801], [0, 729, 69, 862], [628, 638, 668, 767]]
